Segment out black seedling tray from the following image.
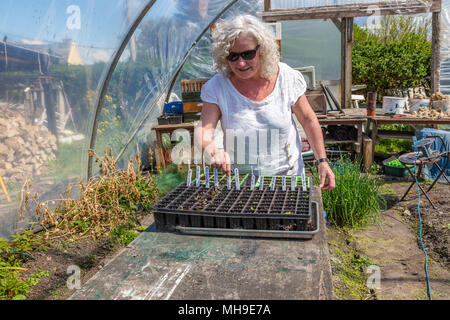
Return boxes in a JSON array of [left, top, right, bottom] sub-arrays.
[[152, 174, 313, 232]]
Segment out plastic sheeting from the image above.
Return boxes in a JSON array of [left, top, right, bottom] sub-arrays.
[[271, 0, 435, 9], [0, 0, 448, 238], [0, 0, 264, 238], [0, 0, 150, 238], [439, 0, 450, 94]]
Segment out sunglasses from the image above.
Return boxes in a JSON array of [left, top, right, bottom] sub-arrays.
[[226, 45, 260, 62]]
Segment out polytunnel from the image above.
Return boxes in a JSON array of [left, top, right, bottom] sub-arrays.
[[0, 0, 446, 238]]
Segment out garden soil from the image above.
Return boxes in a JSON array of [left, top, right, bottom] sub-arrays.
[[13, 177, 450, 300], [337, 175, 450, 300]]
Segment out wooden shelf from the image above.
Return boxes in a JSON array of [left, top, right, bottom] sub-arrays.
[[377, 130, 415, 140], [324, 139, 356, 144]]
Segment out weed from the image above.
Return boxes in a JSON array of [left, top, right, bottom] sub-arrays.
[[108, 221, 139, 247], [368, 163, 382, 175], [328, 231, 377, 300], [380, 184, 396, 195], [0, 228, 46, 300], [137, 225, 148, 232]]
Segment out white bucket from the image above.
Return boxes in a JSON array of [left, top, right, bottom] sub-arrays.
[[409, 98, 430, 112], [382, 96, 408, 114], [431, 100, 450, 112]]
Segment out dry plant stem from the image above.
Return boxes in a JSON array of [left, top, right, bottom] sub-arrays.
[[17, 146, 159, 244]]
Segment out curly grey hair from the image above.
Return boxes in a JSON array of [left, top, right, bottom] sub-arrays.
[[211, 14, 280, 79]]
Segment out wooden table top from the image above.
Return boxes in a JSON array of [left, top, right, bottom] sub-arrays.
[[368, 115, 450, 124], [151, 114, 450, 131], [152, 116, 368, 131]]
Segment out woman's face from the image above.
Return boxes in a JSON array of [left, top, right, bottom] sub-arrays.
[[227, 36, 261, 80]]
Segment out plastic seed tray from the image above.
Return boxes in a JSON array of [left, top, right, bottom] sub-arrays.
[[151, 174, 318, 238]]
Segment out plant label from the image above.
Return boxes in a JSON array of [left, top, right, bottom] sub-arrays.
[[270, 176, 276, 191], [205, 166, 210, 188], [235, 168, 240, 190], [213, 167, 219, 187], [187, 168, 192, 187], [196, 166, 201, 187]]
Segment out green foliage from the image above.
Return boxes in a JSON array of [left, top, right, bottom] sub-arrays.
[[330, 239, 377, 300], [374, 124, 414, 155], [368, 163, 382, 175], [311, 157, 386, 229], [0, 228, 47, 300], [386, 159, 411, 168], [375, 138, 413, 155], [108, 221, 139, 247], [353, 16, 431, 96], [378, 124, 412, 132], [356, 15, 431, 44], [156, 164, 189, 196]]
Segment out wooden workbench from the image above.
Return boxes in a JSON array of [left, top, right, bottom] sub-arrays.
[[152, 116, 367, 167], [69, 186, 333, 300], [318, 116, 366, 155], [366, 115, 450, 157], [153, 122, 197, 167]]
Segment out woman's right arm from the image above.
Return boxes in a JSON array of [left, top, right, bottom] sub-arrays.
[[199, 102, 231, 175]]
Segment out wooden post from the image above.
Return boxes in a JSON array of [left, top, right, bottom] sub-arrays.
[[154, 140, 165, 168], [363, 138, 373, 172], [42, 81, 58, 138], [432, 11, 441, 93], [330, 18, 343, 32], [24, 89, 34, 125], [264, 0, 271, 12], [341, 17, 353, 110]]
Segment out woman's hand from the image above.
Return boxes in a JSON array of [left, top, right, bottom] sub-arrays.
[[210, 149, 232, 176], [301, 137, 310, 152], [318, 162, 336, 191]]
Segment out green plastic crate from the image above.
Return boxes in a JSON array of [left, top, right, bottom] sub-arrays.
[[382, 155, 412, 177]]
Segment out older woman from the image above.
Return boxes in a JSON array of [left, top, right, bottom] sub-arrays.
[[199, 14, 335, 190]]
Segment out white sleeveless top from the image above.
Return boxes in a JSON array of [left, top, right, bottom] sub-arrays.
[[200, 62, 307, 175]]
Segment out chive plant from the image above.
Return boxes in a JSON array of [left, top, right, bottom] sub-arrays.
[[311, 156, 386, 229]]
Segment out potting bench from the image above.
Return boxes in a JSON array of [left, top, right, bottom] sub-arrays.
[[152, 116, 367, 167], [365, 115, 450, 164], [69, 186, 333, 300]]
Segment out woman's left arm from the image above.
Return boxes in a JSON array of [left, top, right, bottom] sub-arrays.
[[292, 94, 336, 190]]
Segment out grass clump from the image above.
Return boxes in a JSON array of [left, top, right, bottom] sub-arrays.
[[311, 157, 386, 229]]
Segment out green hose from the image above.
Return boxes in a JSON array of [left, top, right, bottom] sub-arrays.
[[10, 250, 37, 261]]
